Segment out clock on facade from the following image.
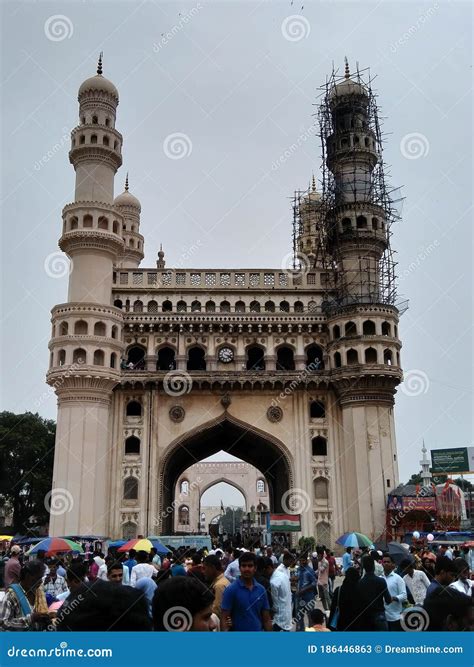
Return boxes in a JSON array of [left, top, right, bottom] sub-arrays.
[[218, 347, 234, 363]]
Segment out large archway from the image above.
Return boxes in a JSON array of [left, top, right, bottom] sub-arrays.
[[158, 414, 293, 534]]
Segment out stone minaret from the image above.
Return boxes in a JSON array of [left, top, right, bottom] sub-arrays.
[[420, 440, 432, 488], [47, 55, 125, 535], [114, 174, 144, 268], [322, 61, 403, 538]]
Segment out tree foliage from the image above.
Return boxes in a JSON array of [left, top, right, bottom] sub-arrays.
[[0, 412, 55, 533], [220, 507, 244, 535]]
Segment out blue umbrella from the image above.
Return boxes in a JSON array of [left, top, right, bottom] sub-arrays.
[[108, 539, 127, 548], [145, 537, 171, 555], [336, 532, 374, 548]]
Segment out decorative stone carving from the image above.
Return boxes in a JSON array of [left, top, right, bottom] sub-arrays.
[[169, 405, 185, 422], [221, 393, 231, 409], [267, 405, 283, 423]]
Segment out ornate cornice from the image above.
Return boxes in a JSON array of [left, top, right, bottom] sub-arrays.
[[52, 302, 124, 319], [69, 145, 122, 170], [48, 336, 125, 352], [59, 231, 124, 258]]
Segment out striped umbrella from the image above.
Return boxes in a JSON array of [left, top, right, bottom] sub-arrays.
[[26, 537, 84, 556], [0, 535, 14, 541], [336, 532, 374, 548], [117, 538, 170, 555]]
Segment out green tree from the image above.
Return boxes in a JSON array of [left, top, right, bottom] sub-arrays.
[[220, 507, 244, 535], [0, 412, 55, 533], [454, 477, 473, 492], [406, 472, 422, 485]]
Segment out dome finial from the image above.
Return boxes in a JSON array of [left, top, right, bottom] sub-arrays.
[[312, 174, 316, 192], [344, 56, 350, 79], [97, 52, 103, 76], [125, 172, 129, 191]]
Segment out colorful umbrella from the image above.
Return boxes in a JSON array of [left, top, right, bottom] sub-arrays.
[[117, 538, 170, 555], [26, 537, 84, 556], [336, 532, 374, 548], [0, 535, 14, 541], [108, 539, 127, 548]]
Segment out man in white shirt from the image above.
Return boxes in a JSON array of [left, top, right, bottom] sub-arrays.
[[224, 549, 241, 583], [270, 553, 295, 632], [98, 556, 130, 585], [382, 553, 407, 631], [265, 547, 278, 566], [130, 551, 156, 587], [450, 558, 474, 596], [401, 559, 430, 605]]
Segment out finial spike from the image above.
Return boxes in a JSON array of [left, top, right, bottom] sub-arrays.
[[97, 52, 103, 76], [312, 174, 316, 192], [344, 56, 350, 79], [125, 172, 129, 191], [160, 243, 163, 251]]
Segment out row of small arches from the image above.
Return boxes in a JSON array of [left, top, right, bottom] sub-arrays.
[[54, 348, 118, 368], [54, 320, 119, 338], [114, 299, 314, 314], [340, 215, 385, 231], [329, 134, 377, 152], [332, 320, 397, 339], [333, 347, 398, 366], [73, 133, 120, 150], [80, 114, 114, 127]]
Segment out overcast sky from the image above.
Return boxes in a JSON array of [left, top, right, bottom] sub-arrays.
[[1, 0, 472, 507]]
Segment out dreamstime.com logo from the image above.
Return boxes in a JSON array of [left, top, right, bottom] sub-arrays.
[[281, 15, 311, 42], [44, 488, 74, 516], [400, 606, 430, 631], [163, 606, 193, 631], [154, 477, 202, 524], [163, 370, 193, 397], [44, 251, 73, 279], [400, 369, 430, 396], [281, 488, 311, 514], [281, 251, 312, 281], [400, 132, 430, 160], [163, 133, 193, 160], [44, 15, 74, 41]]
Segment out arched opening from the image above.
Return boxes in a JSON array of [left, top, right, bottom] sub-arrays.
[[148, 300, 158, 313], [279, 301, 290, 313], [129, 238, 135, 248], [126, 400, 142, 417], [333, 325, 341, 339], [345, 321, 357, 336], [133, 300, 143, 313], [73, 348, 86, 364], [314, 477, 328, 500], [347, 348, 359, 365], [160, 415, 291, 535], [334, 352, 342, 368], [126, 346, 146, 369], [191, 300, 201, 312], [59, 321, 68, 336], [363, 320, 376, 335], [122, 522, 137, 540], [162, 300, 172, 312], [157, 346, 176, 371], [90, 134, 98, 144], [114, 299, 123, 309], [92, 115, 98, 124], [58, 349, 66, 366], [372, 217, 379, 230], [264, 301, 275, 312], [187, 347, 206, 371], [356, 215, 367, 229], [79, 134, 85, 144], [312, 436, 327, 456], [98, 216, 108, 230], [102, 136, 110, 147], [83, 215, 93, 228], [123, 477, 138, 500], [256, 479, 265, 493], [249, 301, 260, 313], [93, 349, 105, 366], [246, 345, 265, 371], [125, 436, 140, 455], [70, 217, 78, 230], [364, 347, 378, 364], [111, 325, 118, 339], [382, 321, 391, 336], [180, 480, 189, 495], [113, 221, 119, 234], [294, 301, 304, 313], [110, 352, 117, 368], [177, 300, 187, 312], [74, 320, 88, 335], [316, 522, 331, 546], [220, 301, 230, 313], [235, 300, 245, 313], [178, 505, 190, 525], [384, 349, 393, 365], [205, 301, 215, 313], [306, 344, 324, 370], [94, 321, 106, 336], [310, 401, 325, 419], [342, 218, 352, 232], [276, 346, 295, 371]]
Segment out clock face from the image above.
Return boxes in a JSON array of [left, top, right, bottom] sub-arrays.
[[218, 347, 234, 363]]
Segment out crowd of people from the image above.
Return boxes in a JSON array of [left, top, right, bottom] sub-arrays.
[[0, 540, 472, 632]]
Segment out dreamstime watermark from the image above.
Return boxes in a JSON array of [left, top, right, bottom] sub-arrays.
[[281, 15, 311, 42], [281, 488, 311, 514], [292, 598, 315, 630], [280, 251, 312, 281], [400, 240, 440, 281], [271, 122, 317, 171], [152, 4, 203, 52], [35, 360, 85, 410], [154, 477, 202, 525], [272, 362, 318, 406], [400, 369, 430, 397], [47, 594, 83, 632], [163, 132, 193, 160], [163, 606, 193, 631], [390, 4, 439, 53], [400, 606, 430, 631], [44, 251, 73, 279], [400, 132, 430, 160], [34, 127, 70, 171], [163, 369, 193, 396], [44, 488, 74, 516], [44, 15, 74, 42], [389, 484, 431, 529]]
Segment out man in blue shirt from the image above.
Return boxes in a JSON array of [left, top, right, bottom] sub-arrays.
[[382, 553, 407, 631], [295, 554, 317, 631], [342, 547, 353, 574], [221, 552, 272, 631], [425, 556, 456, 598]]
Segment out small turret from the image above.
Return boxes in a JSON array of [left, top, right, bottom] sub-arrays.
[[114, 174, 144, 268]]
